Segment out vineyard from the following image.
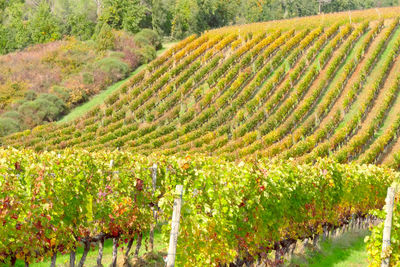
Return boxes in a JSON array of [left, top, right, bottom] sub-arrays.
[[1, 7, 400, 168], [3, 6, 400, 266], [0, 148, 397, 266]]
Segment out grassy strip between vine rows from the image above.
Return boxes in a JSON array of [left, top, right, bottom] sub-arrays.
[[0, 148, 397, 266]]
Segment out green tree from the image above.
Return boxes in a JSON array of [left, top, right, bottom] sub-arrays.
[[66, 12, 96, 40], [152, 0, 174, 36], [28, 2, 62, 44], [171, 0, 198, 39], [2, 3, 30, 52], [94, 22, 115, 51], [322, 0, 374, 12], [0, 25, 8, 54], [195, 0, 239, 32], [100, 0, 145, 34]]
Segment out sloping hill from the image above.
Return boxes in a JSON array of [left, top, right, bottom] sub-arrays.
[[3, 7, 400, 168]]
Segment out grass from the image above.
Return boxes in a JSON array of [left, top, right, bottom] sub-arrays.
[[374, 81, 400, 137], [335, 24, 400, 132], [14, 227, 168, 267], [287, 229, 369, 267], [309, 28, 369, 111], [58, 42, 177, 124]]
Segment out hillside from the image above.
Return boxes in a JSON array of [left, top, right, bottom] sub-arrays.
[[0, 29, 162, 136], [3, 7, 400, 168]]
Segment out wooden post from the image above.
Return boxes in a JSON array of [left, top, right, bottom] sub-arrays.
[[149, 163, 158, 252], [381, 187, 395, 267], [166, 185, 183, 267]]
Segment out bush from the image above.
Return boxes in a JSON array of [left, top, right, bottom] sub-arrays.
[[82, 72, 95, 85], [135, 29, 162, 50], [51, 86, 71, 103], [2, 111, 22, 123], [94, 23, 115, 51], [134, 34, 152, 47], [18, 94, 66, 127], [108, 51, 125, 58], [37, 94, 67, 114], [24, 90, 37, 101], [0, 117, 20, 136], [96, 57, 130, 81], [139, 45, 156, 64]]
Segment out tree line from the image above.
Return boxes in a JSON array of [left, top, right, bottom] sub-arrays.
[[0, 0, 399, 54]]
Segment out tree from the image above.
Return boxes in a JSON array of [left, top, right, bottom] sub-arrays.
[[171, 0, 198, 39], [94, 0, 103, 18], [2, 2, 30, 52], [28, 1, 62, 44], [66, 12, 96, 40], [195, 0, 240, 31], [94, 22, 115, 51], [318, 0, 332, 13], [122, 0, 145, 33], [100, 0, 145, 34], [0, 26, 7, 54], [152, 0, 174, 36]]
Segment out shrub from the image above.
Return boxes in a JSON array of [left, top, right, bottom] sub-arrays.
[[82, 72, 95, 85], [37, 94, 67, 114], [134, 34, 152, 47], [2, 111, 22, 123], [0, 117, 20, 136], [24, 90, 37, 101], [51, 86, 71, 103], [94, 23, 115, 51], [96, 57, 130, 81], [108, 51, 125, 58], [18, 94, 66, 127], [135, 29, 162, 49], [139, 45, 156, 64]]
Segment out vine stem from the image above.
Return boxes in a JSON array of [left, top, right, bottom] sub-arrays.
[[134, 233, 143, 257], [78, 241, 90, 267], [97, 236, 105, 266], [10, 256, 16, 266], [50, 253, 57, 267], [70, 250, 76, 267], [125, 238, 134, 257], [110, 237, 119, 267]]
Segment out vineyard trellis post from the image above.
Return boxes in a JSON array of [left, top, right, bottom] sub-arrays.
[[149, 163, 158, 252], [166, 185, 183, 267], [381, 186, 395, 267]]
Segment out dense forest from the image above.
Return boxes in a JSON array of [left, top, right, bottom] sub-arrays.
[[1, 0, 399, 54]]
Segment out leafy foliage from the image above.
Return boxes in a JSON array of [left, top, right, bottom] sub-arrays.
[[365, 192, 400, 266], [0, 149, 395, 266]]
